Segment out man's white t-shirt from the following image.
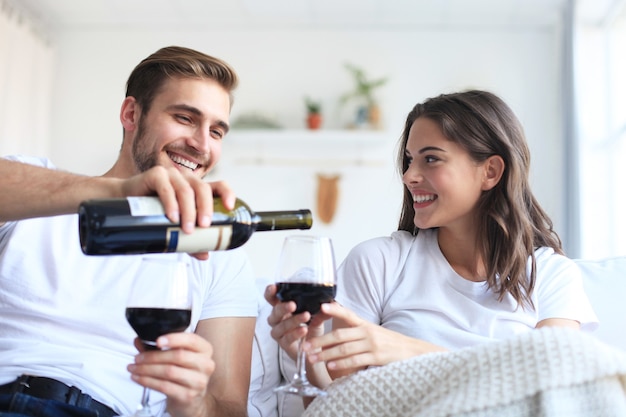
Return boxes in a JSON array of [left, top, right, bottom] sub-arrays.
[[336, 229, 598, 350], [0, 156, 258, 416]]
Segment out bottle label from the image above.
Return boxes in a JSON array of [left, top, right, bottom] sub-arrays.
[[166, 226, 233, 252], [127, 197, 166, 216]]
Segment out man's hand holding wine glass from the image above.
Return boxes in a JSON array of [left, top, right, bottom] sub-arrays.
[[125, 257, 218, 417], [128, 331, 216, 417]]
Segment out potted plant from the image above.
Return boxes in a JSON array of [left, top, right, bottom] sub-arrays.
[[305, 97, 322, 130], [340, 63, 387, 129]]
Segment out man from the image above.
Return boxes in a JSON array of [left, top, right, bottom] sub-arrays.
[[0, 46, 256, 417]]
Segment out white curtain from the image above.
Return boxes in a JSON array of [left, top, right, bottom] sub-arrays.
[[0, 0, 55, 158], [561, 0, 580, 257], [574, 2, 626, 258]]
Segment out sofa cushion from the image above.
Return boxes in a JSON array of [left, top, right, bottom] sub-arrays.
[[575, 257, 626, 351]]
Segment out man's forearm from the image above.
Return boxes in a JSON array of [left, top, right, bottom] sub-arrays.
[[0, 159, 121, 222], [171, 395, 247, 417], [208, 398, 248, 417]]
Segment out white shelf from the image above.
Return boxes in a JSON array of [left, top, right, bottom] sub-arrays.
[[222, 129, 394, 168], [228, 129, 392, 147]]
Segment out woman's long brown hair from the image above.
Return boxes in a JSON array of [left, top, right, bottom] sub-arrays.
[[397, 90, 562, 309]]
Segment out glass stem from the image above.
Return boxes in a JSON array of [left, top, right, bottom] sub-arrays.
[[294, 335, 310, 385], [138, 387, 152, 415]]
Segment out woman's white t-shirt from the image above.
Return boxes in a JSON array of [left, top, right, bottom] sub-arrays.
[[336, 229, 598, 350]]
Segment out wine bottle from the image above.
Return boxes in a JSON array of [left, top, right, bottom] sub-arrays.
[[78, 196, 313, 255]]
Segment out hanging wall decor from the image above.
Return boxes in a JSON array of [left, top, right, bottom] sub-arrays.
[[316, 173, 341, 224]]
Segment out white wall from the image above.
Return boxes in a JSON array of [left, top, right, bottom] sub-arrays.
[[48, 27, 564, 277]]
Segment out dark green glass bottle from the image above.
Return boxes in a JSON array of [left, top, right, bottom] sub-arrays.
[[78, 197, 312, 255]]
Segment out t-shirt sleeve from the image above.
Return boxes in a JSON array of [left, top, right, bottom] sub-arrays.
[[196, 248, 258, 320], [3, 154, 56, 168], [336, 235, 406, 325], [534, 251, 599, 331]]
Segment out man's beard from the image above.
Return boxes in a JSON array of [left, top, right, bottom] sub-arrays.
[[132, 115, 158, 173]]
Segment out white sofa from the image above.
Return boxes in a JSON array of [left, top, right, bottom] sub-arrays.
[[247, 256, 626, 417], [576, 257, 626, 350], [248, 278, 305, 417]]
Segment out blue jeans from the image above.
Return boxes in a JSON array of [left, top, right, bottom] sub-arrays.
[[0, 393, 98, 417]]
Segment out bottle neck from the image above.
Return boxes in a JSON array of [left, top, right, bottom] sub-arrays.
[[254, 210, 313, 231]]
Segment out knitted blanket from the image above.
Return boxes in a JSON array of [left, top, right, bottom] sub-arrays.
[[303, 328, 626, 417]]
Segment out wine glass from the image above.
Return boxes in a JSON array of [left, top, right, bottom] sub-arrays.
[[273, 235, 337, 397], [125, 256, 192, 417]]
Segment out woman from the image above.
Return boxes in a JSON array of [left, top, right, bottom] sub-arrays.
[[265, 90, 597, 389]]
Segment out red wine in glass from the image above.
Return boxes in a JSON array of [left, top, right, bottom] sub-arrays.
[[273, 235, 337, 397], [275, 282, 336, 315], [126, 307, 192, 349], [124, 257, 191, 417]]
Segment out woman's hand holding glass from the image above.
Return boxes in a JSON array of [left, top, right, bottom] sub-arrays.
[[266, 288, 449, 385], [265, 285, 331, 358], [301, 304, 446, 377], [268, 235, 337, 397]]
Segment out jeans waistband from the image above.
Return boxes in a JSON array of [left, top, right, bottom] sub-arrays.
[[0, 375, 117, 417]]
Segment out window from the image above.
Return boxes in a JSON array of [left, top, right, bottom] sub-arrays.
[[575, 13, 626, 258]]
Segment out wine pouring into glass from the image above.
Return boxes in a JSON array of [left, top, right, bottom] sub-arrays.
[[274, 235, 337, 397], [125, 256, 192, 417]]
